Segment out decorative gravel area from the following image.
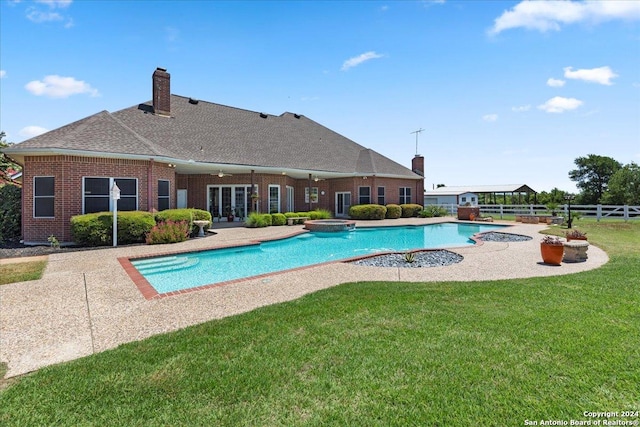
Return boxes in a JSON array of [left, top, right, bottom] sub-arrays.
[[349, 250, 464, 268], [478, 232, 532, 242]]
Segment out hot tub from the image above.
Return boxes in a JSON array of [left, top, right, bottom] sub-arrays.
[[304, 219, 356, 232]]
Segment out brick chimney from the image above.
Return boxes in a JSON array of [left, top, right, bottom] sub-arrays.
[[412, 154, 424, 177], [152, 67, 171, 116]]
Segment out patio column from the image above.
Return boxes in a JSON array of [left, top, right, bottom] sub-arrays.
[[308, 173, 312, 211]]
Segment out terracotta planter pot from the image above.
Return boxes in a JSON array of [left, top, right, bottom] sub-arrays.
[[540, 243, 564, 265]]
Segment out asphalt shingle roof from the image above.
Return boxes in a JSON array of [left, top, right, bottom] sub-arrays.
[[6, 94, 419, 179]]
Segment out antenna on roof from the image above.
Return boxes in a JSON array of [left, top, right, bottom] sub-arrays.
[[410, 128, 424, 156]]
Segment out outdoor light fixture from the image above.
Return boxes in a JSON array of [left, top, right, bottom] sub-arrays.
[[564, 194, 575, 229]]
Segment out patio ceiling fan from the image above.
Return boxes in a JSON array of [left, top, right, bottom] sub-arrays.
[[213, 170, 232, 177]]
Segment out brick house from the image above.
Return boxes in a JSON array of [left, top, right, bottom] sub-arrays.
[[3, 68, 424, 244]]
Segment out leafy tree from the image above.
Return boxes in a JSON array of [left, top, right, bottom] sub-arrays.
[[603, 162, 640, 205], [568, 154, 621, 204], [537, 187, 567, 205], [1, 131, 21, 184], [0, 184, 21, 242]]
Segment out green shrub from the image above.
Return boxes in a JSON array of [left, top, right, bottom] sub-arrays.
[[349, 204, 387, 220], [70, 212, 112, 246], [271, 213, 287, 226], [155, 208, 193, 225], [308, 209, 332, 220], [385, 204, 401, 219], [246, 212, 272, 228], [419, 205, 449, 218], [400, 204, 423, 218], [145, 220, 190, 244], [0, 184, 21, 243], [116, 211, 156, 244], [155, 208, 212, 237], [71, 211, 156, 246]]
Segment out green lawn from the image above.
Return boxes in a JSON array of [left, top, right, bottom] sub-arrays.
[[1, 221, 639, 426], [0, 260, 47, 285]]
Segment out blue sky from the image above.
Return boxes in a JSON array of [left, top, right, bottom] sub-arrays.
[[1, 0, 639, 193]]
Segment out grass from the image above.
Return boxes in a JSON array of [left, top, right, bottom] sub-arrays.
[[0, 260, 47, 285], [1, 221, 639, 425]]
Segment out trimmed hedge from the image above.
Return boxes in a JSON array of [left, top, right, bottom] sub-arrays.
[[117, 211, 157, 244], [400, 204, 423, 218], [0, 185, 21, 243], [271, 213, 287, 226], [70, 211, 155, 246], [385, 204, 401, 219], [349, 204, 387, 220]]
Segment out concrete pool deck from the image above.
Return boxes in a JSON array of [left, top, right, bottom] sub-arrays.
[[0, 218, 608, 378]]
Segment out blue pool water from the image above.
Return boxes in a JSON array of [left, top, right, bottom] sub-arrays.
[[132, 222, 503, 294]]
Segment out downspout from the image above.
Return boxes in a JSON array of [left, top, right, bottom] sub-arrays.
[[148, 159, 154, 211]]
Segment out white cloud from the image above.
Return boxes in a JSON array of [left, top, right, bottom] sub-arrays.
[[341, 51, 384, 71], [538, 96, 583, 113], [563, 66, 618, 85], [512, 105, 531, 112], [0, 70, 6, 79], [19, 126, 49, 138], [26, 7, 63, 23], [36, 0, 72, 7], [26, 0, 73, 26], [25, 75, 100, 98], [489, 0, 640, 35], [547, 78, 565, 87], [482, 114, 498, 122]]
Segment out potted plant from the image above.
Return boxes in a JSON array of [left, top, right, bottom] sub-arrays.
[[224, 205, 234, 222], [540, 235, 564, 265], [565, 229, 587, 241]]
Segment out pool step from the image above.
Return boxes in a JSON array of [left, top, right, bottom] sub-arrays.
[[133, 256, 199, 275]]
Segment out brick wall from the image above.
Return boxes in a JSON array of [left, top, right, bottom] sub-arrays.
[[21, 156, 421, 242], [22, 156, 175, 243]]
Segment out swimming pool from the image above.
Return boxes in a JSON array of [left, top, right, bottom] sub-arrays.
[[130, 222, 503, 294]]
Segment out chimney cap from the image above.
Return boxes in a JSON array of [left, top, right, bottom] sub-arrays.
[[156, 67, 167, 72]]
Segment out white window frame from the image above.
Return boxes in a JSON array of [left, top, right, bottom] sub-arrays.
[[377, 186, 385, 205], [83, 177, 138, 214], [33, 176, 55, 218], [358, 186, 371, 205], [158, 179, 170, 211], [305, 187, 318, 204], [399, 187, 412, 204], [268, 184, 281, 213]]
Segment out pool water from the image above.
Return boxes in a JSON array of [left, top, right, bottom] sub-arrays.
[[131, 222, 503, 294]]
